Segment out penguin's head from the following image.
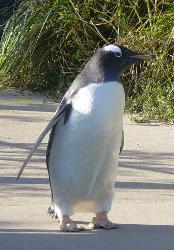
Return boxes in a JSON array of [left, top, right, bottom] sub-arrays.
[[96, 44, 155, 81], [80, 44, 154, 83]]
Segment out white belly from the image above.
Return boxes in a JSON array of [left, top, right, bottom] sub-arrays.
[[49, 81, 125, 213]]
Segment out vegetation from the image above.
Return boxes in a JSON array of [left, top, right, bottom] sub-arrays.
[[0, 0, 174, 122]]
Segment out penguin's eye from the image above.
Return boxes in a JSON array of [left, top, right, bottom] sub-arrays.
[[115, 52, 122, 57]]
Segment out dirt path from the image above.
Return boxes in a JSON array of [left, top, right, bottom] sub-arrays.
[[0, 90, 174, 250]]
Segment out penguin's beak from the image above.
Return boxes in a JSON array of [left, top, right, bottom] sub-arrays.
[[130, 52, 155, 60]]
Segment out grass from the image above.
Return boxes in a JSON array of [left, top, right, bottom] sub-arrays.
[[0, 0, 174, 122]]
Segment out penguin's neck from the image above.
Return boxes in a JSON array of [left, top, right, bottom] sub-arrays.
[[88, 65, 121, 84], [103, 68, 121, 83], [102, 62, 121, 83], [77, 59, 121, 86]]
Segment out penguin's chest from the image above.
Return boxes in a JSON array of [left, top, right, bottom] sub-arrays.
[[49, 82, 125, 199], [66, 82, 125, 150], [71, 81, 124, 127]]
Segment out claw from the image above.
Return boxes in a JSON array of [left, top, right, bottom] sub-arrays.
[[89, 217, 119, 230], [60, 221, 85, 232]]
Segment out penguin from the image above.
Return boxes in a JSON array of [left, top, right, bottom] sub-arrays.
[[17, 44, 154, 232]]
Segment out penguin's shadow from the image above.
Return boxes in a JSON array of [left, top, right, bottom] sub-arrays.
[[0, 224, 173, 250]]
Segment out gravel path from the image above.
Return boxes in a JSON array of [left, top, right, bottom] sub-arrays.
[[0, 90, 174, 250]]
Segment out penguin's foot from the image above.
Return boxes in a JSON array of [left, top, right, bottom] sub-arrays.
[[89, 212, 119, 230], [47, 205, 58, 220], [60, 215, 85, 232]]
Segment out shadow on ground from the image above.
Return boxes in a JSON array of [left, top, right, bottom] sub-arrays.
[[0, 103, 57, 113], [0, 136, 174, 198], [119, 150, 174, 175], [0, 224, 173, 250]]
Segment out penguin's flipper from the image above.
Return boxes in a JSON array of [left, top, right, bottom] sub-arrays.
[[16, 103, 72, 180]]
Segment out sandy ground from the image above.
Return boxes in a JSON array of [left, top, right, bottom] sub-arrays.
[[0, 89, 174, 250]]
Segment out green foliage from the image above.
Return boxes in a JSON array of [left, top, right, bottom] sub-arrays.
[[0, 0, 174, 122]]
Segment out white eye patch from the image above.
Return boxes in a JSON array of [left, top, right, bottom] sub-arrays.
[[103, 45, 122, 57]]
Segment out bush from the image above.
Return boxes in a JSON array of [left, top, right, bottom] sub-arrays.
[[0, 0, 174, 122]]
